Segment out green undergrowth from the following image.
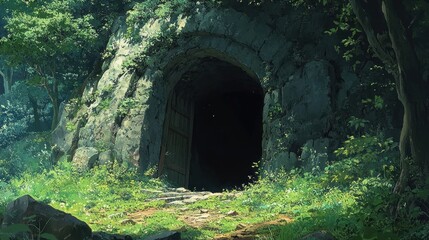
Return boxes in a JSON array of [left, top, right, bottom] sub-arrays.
[[0, 132, 51, 181], [0, 161, 166, 233], [1, 134, 428, 239]]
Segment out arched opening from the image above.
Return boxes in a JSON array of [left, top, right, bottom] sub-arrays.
[[159, 57, 263, 192]]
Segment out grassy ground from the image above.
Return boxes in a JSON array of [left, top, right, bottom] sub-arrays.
[[0, 161, 398, 239], [1, 133, 427, 239]]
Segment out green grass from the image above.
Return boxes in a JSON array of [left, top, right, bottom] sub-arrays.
[[0, 163, 425, 239], [0, 162, 399, 239], [1, 134, 428, 239]]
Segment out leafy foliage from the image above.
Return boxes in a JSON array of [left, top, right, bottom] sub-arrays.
[[126, 0, 197, 36], [0, 0, 126, 128], [0, 132, 51, 182], [0, 100, 31, 147], [0, 224, 31, 240], [0, 224, 58, 240], [0, 82, 51, 145], [325, 134, 398, 186], [0, 1, 98, 81]]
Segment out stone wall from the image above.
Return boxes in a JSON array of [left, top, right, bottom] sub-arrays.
[[53, 3, 360, 174]]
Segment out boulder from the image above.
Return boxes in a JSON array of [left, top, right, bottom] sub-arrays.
[[1, 195, 92, 240], [99, 150, 114, 165], [51, 102, 73, 158], [72, 147, 99, 171], [265, 151, 298, 173], [92, 232, 133, 240], [144, 231, 181, 240]]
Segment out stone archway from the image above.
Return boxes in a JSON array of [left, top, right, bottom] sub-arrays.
[[159, 57, 263, 191], [59, 6, 341, 187]]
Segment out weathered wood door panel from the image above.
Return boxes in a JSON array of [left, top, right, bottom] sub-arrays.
[[159, 84, 194, 187]]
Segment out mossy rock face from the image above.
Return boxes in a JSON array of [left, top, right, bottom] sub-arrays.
[[59, 2, 362, 180]]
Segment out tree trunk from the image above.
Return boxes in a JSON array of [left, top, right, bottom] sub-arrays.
[[43, 76, 60, 131], [381, 0, 429, 191], [0, 76, 4, 95], [50, 78, 60, 130], [351, 0, 429, 194], [51, 96, 60, 131], [28, 93, 41, 131], [0, 67, 13, 94]]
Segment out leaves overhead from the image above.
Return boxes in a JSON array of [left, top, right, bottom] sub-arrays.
[[0, 0, 97, 70]]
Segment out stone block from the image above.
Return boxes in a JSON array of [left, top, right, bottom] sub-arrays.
[[267, 151, 298, 172], [337, 69, 359, 109], [99, 150, 113, 165], [301, 138, 330, 172], [51, 103, 74, 156], [72, 147, 99, 171], [259, 34, 289, 62]]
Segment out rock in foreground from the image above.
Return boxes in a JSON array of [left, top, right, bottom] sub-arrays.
[[144, 231, 181, 240], [1, 195, 92, 240], [92, 232, 133, 240]]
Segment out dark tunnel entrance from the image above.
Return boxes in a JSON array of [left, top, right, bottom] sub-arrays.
[[160, 58, 263, 192]]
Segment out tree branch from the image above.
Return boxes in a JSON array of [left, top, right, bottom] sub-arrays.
[[350, 0, 396, 73], [381, 0, 423, 101], [8, 67, 13, 87]]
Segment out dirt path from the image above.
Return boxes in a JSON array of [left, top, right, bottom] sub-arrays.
[[213, 215, 292, 240], [127, 207, 291, 239], [126, 188, 293, 239]]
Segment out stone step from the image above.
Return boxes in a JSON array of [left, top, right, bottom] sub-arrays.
[[166, 187, 190, 193], [141, 189, 164, 195], [157, 191, 212, 198], [153, 195, 194, 203]]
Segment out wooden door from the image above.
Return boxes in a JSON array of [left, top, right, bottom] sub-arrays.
[[159, 84, 194, 188]]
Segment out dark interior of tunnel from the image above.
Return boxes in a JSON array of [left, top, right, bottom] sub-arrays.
[[184, 58, 264, 192]]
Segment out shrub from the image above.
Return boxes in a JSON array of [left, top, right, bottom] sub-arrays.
[[323, 134, 398, 186], [0, 82, 51, 148], [0, 132, 51, 182], [0, 100, 31, 147]]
